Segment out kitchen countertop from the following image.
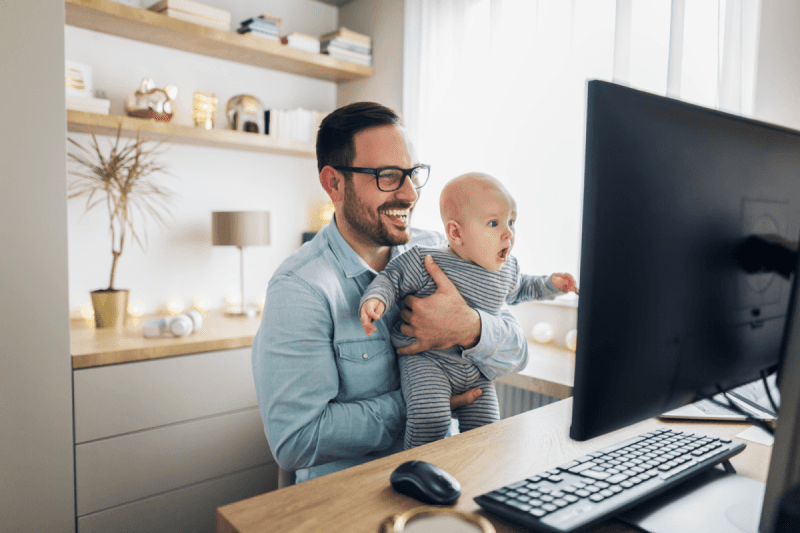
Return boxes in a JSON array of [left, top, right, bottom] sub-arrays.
[[71, 310, 263, 369]]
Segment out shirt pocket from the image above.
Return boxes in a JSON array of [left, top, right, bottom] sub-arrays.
[[335, 338, 398, 401]]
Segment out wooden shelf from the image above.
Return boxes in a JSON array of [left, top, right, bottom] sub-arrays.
[[67, 110, 316, 157], [65, 0, 372, 83]]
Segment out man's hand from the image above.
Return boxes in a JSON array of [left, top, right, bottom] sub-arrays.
[[450, 388, 482, 410], [359, 298, 386, 336], [551, 273, 579, 294], [397, 255, 481, 355]]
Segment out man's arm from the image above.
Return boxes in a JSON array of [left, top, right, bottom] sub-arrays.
[[397, 255, 528, 380], [252, 274, 405, 472]]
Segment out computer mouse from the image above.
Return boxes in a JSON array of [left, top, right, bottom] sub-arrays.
[[389, 460, 462, 505]]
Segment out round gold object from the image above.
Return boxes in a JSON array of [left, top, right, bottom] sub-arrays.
[[381, 507, 495, 533]]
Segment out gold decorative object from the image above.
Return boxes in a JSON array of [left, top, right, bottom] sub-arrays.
[[91, 289, 129, 328], [125, 78, 178, 121], [193, 92, 218, 129], [381, 507, 496, 533], [226, 94, 264, 133], [68, 125, 174, 328]]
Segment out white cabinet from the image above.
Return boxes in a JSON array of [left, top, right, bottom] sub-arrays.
[[73, 348, 276, 533]]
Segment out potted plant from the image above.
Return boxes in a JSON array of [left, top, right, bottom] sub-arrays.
[[68, 126, 174, 327]]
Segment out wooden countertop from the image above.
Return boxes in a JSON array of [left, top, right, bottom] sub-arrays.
[[217, 398, 772, 533], [71, 311, 262, 369]]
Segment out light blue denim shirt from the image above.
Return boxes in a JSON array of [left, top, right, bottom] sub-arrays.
[[252, 218, 529, 482]]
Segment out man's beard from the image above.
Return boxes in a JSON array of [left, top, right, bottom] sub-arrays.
[[341, 185, 412, 247]]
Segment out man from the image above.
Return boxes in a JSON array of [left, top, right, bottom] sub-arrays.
[[252, 102, 529, 483]]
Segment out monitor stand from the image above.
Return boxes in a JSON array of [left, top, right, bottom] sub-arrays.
[[617, 466, 765, 533]]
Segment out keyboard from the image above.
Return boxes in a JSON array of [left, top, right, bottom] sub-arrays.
[[474, 428, 745, 533]]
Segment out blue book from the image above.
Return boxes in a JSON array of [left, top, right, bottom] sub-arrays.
[[240, 18, 278, 31]]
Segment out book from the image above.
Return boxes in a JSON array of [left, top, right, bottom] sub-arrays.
[[319, 27, 371, 45], [157, 8, 229, 31], [282, 33, 320, 54], [320, 38, 371, 54], [323, 50, 372, 66], [240, 18, 279, 30], [147, 0, 231, 25], [257, 13, 282, 25], [237, 27, 280, 41], [66, 95, 111, 115], [660, 373, 780, 422]]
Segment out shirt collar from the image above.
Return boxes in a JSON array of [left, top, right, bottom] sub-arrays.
[[322, 215, 414, 278], [323, 215, 376, 278]]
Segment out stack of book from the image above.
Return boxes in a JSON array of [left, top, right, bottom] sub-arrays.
[[148, 0, 231, 32], [237, 13, 282, 41], [281, 33, 320, 54], [66, 95, 111, 115], [267, 108, 327, 144], [319, 27, 372, 66]]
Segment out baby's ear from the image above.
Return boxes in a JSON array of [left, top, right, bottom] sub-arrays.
[[445, 220, 462, 245]]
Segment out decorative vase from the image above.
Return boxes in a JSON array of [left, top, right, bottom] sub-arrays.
[[90, 289, 130, 328]]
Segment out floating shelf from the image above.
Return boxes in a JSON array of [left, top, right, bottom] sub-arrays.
[[65, 0, 372, 82], [67, 110, 316, 157]]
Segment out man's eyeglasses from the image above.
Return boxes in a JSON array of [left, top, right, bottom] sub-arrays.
[[333, 165, 430, 192]]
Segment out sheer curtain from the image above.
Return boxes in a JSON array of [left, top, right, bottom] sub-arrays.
[[404, 0, 761, 279]]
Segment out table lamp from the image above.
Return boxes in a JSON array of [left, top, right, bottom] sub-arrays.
[[212, 211, 270, 317]]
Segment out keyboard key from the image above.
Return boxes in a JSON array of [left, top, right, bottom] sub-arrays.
[[606, 474, 629, 484], [564, 494, 579, 503], [529, 508, 547, 517], [569, 461, 598, 474], [507, 501, 532, 512], [590, 494, 606, 502], [541, 504, 558, 512], [527, 475, 542, 483], [575, 489, 591, 498], [553, 499, 569, 508], [582, 470, 612, 480], [608, 485, 623, 494], [529, 499, 543, 507], [600, 489, 615, 497], [558, 461, 580, 471]]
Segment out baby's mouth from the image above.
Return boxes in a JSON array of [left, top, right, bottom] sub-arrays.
[[498, 247, 509, 261]]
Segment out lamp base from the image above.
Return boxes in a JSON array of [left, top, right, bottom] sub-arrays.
[[224, 304, 259, 318]]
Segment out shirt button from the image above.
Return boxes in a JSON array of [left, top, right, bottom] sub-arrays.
[[362, 353, 369, 359]]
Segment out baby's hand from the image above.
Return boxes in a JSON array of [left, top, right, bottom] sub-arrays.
[[360, 298, 386, 336], [551, 273, 579, 294]]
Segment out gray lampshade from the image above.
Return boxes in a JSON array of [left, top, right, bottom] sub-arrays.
[[212, 211, 270, 248]]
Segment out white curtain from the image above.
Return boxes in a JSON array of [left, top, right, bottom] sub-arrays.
[[404, 0, 761, 279]]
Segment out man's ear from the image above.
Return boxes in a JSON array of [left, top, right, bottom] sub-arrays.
[[445, 220, 463, 245], [320, 166, 343, 202]]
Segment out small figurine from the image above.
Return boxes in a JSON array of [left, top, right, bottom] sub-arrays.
[[125, 78, 177, 121], [226, 94, 264, 133]]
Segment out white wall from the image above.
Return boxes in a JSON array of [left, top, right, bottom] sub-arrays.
[[752, 1, 800, 130], [1, 2, 75, 531], [337, 0, 405, 114], [65, 0, 337, 315]]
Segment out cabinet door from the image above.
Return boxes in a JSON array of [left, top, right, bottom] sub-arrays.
[[78, 463, 278, 533], [75, 407, 272, 516], [74, 348, 259, 443]]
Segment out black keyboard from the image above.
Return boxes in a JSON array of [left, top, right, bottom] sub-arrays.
[[474, 428, 745, 533]]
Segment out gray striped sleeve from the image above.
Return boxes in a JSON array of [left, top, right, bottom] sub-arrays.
[[360, 246, 427, 312]]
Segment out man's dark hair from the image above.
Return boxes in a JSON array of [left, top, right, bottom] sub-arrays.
[[316, 102, 402, 173]]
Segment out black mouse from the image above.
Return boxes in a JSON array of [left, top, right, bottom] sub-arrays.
[[390, 460, 462, 505]]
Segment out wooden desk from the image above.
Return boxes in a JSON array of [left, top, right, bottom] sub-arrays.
[[216, 398, 771, 533]]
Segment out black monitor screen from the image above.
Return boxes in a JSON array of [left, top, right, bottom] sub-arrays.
[[570, 81, 800, 441]]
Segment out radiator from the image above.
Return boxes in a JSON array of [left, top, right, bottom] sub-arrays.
[[496, 382, 558, 419]]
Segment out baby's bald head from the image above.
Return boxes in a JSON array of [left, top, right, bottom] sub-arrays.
[[440, 172, 514, 225]]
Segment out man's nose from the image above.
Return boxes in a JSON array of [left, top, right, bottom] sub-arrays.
[[395, 174, 419, 202]]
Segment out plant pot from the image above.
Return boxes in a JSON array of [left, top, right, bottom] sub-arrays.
[[90, 289, 129, 328]]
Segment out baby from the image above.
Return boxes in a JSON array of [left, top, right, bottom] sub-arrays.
[[359, 172, 578, 449]]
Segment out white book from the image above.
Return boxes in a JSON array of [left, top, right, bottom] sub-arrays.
[[66, 95, 111, 115], [282, 34, 320, 54]]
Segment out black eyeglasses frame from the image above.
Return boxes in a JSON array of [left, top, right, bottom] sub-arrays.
[[332, 164, 431, 192]]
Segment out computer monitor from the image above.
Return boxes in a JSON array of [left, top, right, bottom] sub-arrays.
[[570, 80, 800, 532]]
